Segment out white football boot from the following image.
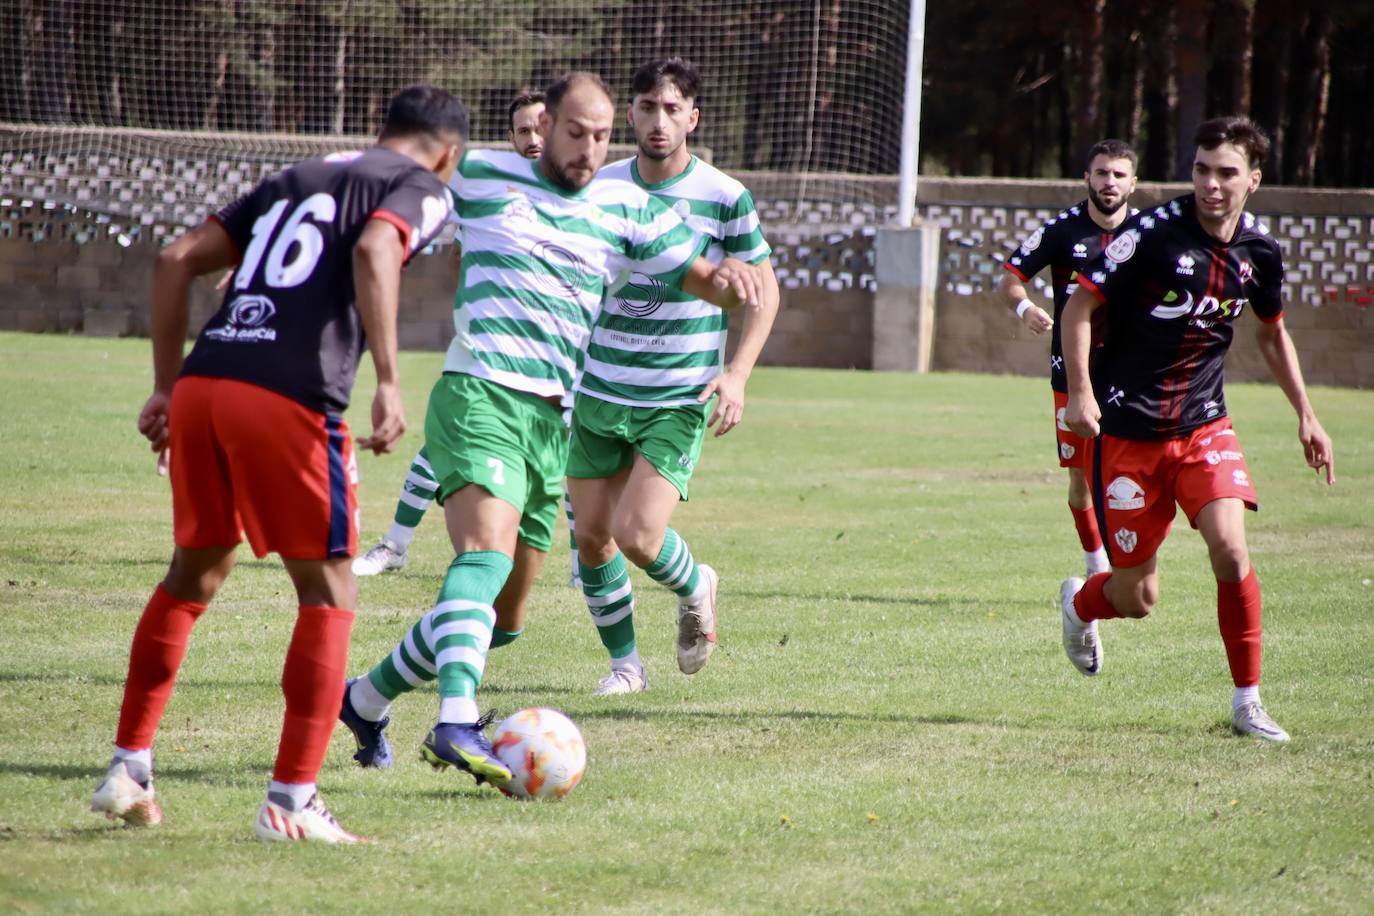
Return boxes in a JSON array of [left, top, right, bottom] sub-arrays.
[[254, 792, 362, 844], [1231, 702, 1290, 743], [1060, 576, 1102, 676], [593, 666, 648, 696], [676, 564, 719, 675], [91, 758, 162, 826], [352, 539, 406, 576]]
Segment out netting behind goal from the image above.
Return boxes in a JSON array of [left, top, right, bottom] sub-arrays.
[[0, 0, 910, 238]]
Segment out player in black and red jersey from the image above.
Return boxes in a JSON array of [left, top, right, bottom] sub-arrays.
[[89, 85, 468, 842], [1001, 139, 1138, 578], [1058, 116, 1334, 742]]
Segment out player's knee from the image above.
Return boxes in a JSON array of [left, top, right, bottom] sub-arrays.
[[1208, 544, 1250, 582], [609, 520, 657, 567]]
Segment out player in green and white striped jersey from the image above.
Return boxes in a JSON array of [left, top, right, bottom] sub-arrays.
[[566, 59, 780, 695], [339, 73, 766, 785]]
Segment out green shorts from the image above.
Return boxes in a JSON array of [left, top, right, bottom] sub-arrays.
[[566, 394, 708, 500], [423, 372, 567, 552]]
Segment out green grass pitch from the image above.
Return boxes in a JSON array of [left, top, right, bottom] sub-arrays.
[[1, 332, 1370, 913]]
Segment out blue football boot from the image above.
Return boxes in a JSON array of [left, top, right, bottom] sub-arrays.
[[339, 678, 393, 768]]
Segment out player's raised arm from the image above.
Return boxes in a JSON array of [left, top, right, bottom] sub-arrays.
[[680, 254, 763, 310], [1254, 317, 1335, 484], [1060, 284, 1102, 439], [141, 220, 238, 452], [353, 217, 409, 455]]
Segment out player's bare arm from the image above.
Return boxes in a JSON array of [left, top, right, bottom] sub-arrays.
[[998, 270, 1053, 335], [353, 217, 409, 455], [697, 258, 779, 437], [1254, 317, 1335, 484], [142, 221, 238, 453], [681, 255, 763, 310], [1060, 285, 1102, 438]]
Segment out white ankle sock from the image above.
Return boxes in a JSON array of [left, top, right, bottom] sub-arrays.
[[611, 648, 643, 673], [349, 677, 392, 722], [439, 697, 479, 725], [268, 780, 316, 811], [384, 523, 416, 551], [1232, 686, 1260, 712], [112, 746, 152, 770]]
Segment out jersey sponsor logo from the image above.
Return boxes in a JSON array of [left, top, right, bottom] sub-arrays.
[[1105, 385, 1125, 406], [1072, 243, 1088, 258], [1232, 468, 1249, 487], [614, 271, 668, 318], [1114, 528, 1138, 554], [1021, 227, 1044, 253], [1059, 442, 1076, 460], [1105, 476, 1145, 510], [1104, 231, 1136, 264], [1175, 254, 1196, 276], [528, 240, 588, 298], [1203, 400, 1222, 419], [205, 294, 278, 343], [1150, 290, 1249, 322]]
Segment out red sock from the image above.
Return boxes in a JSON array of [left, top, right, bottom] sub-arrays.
[[1218, 568, 1262, 688], [1069, 505, 1104, 552], [273, 605, 354, 784], [1072, 572, 1122, 623], [115, 585, 209, 750]]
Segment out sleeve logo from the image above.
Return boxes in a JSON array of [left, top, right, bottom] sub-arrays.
[[1022, 227, 1044, 252]]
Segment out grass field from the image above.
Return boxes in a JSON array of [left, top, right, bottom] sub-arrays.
[[1, 331, 1371, 914]]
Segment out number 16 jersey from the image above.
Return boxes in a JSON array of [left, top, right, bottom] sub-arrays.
[[181, 147, 453, 415]]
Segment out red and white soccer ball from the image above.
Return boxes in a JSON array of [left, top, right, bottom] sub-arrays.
[[491, 707, 587, 800]]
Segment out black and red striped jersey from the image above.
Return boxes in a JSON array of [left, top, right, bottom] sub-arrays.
[[1076, 194, 1285, 441], [1003, 201, 1133, 393], [180, 147, 453, 415]]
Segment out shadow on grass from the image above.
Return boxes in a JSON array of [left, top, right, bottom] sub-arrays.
[[567, 706, 977, 728], [726, 588, 980, 609]]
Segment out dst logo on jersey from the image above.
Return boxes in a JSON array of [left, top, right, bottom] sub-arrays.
[[205, 294, 278, 342], [528, 240, 588, 298], [1105, 476, 1145, 510], [1149, 289, 1248, 322], [615, 271, 668, 318]]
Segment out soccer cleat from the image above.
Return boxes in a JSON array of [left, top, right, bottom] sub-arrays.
[[1231, 702, 1291, 743], [421, 713, 512, 786], [1060, 576, 1102, 676], [352, 539, 407, 577], [91, 759, 163, 827], [338, 678, 393, 768], [676, 564, 719, 675], [593, 666, 648, 696], [254, 792, 362, 844]]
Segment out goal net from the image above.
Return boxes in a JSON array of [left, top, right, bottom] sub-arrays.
[[0, 0, 911, 240]]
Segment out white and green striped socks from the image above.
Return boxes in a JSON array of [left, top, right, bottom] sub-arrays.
[[645, 527, 702, 599], [385, 447, 439, 550], [361, 550, 512, 725], [581, 552, 638, 666]]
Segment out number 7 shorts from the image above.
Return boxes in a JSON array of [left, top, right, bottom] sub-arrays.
[[422, 372, 567, 553]]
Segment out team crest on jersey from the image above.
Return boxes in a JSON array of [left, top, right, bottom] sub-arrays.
[[672, 199, 692, 219], [1238, 260, 1254, 284], [1021, 227, 1044, 253], [1114, 528, 1138, 554], [1059, 442, 1076, 460], [1105, 231, 1136, 264], [505, 193, 537, 223], [1105, 476, 1144, 510]]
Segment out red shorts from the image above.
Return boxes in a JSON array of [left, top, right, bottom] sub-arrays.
[[1089, 417, 1257, 567], [1052, 390, 1092, 470], [168, 376, 358, 560]]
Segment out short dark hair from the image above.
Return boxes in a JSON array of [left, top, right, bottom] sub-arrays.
[[544, 72, 614, 118], [380, 84, 469, 141], [508, 91, 545, 131], [631, 57, 702, 102], [1195, 116, 1271, 170], [1085, 138, 1137, 172]]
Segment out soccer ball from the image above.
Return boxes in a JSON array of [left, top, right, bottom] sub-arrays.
[[491, 707, 587, 800]]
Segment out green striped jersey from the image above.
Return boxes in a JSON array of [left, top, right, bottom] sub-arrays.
[[579, 155, 772, 407], [443, 149, 705, 402]]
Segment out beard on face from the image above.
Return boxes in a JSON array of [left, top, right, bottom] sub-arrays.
[[636, 135, 675, 162], [542, 152, 593, 192], [1089, 186, 1126, 216]]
